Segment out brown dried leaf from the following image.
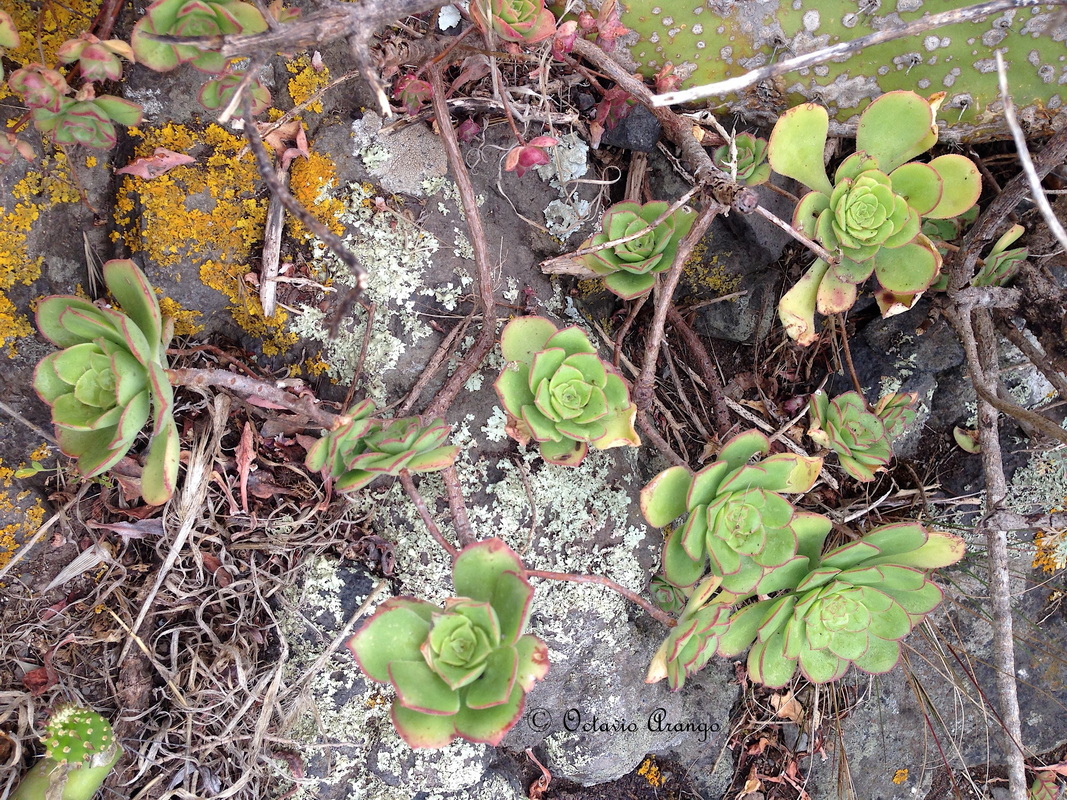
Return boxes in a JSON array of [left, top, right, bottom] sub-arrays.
[[116, 147, 196, 179], [237, 421, 255, 514], [201, 551, 232, 588], [771, 690, 804, 723]]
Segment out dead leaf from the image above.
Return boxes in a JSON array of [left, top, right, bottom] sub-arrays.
[[771, 690, 804, 722], [735, 775, 762, 800], [1036, 762, 1067, 777], [237, 421, 255, 514], [258, 120, 308, 171], [116, 147, 195, 180], [88, 519, 166, 539], [22, 634, 75, 695], [201, 552, 232, 588]]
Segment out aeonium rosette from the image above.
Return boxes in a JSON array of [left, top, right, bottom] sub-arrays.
[[349, 539, 549, 748], [719, 522, 966, 686], [770, 91, 982, 344], [471, 0, 556, 43], [33, 259, 179, 505], [579, 200, 696, 300], [495, 316, 640, 466], [641, 430, 822, 591], [131, 0, 268, 73]]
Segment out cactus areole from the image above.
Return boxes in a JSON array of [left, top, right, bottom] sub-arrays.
[[13, 705, 122, 800]]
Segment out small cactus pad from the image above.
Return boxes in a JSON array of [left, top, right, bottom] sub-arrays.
[[43, 705, 117, 765]]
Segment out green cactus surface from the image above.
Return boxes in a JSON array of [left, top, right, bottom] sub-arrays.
[[618, 0, 1066, 140], [13, 705, 121, 800]]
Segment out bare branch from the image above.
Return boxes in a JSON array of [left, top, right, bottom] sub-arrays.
[[634, 203, 724, 412], [995, 50, 1067, 254], [527, 569, 677, 629]]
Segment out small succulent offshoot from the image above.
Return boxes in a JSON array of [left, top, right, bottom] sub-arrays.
[[646, 575, 733, 690], [712, 132, 770, 186], [12, 705, 121, 800], [808, 390, 916, 482], [33, 259, 179, 505], [32, 86, 143, 150], [470, 0, 556, 43], [578, 200, 696, 300], [305, 399, 459, 492], [771, 91, 982, 344], [494, 316, 640, 466], [349, 539, 549, 747], [640, 430, 822, 591]]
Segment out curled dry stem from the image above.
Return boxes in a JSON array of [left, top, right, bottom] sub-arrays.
[[634, 203, 723, 412], [399, 470, 459, 558], [527, 569, 677, 629], [569, 37, 756, 212]]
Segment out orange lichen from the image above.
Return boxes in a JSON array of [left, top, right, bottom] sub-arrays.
[[0, 458, 47, 572], [113, 123, 296, 355], [286, 55, 330, 113], [302, 352, 331, 378], [892, 769, 909, 785], [288, 151, 346, 241], [637, 757, 664, 788], [2, 0, 101, 72], [159, 297, 204, 336], [1033, 528, 1066, 574]]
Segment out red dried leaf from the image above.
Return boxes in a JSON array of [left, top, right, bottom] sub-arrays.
[[201, 551, 232, 587], [116, 147, 195, 179]]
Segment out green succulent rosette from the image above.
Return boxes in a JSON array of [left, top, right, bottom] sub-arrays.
[[349, 539, 549, 748], [771, 91, 982, 343], [712, 132, 770, 186], [12, 705, 121, 800], [32, 93, 142, 150], [579, 200, 697, 300], [305, 399, 459, 492], [647, 576, 734, 690], [470, 0, 556, 43], [131, 0, 268, 73], [494, 316, 640, 466], [808, 391, 892, 482], [641, 430, 822, 591], [718, 523, 965, 687], [33, 259, 179, 505]]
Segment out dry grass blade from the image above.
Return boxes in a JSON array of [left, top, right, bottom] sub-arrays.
[[995, 50, 1067, 255]]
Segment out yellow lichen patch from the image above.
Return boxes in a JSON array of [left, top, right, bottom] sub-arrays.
[[2, 0, 101, 72], [0, 459, 47, 572], [1033, 528, 1067, 574], [683, 241, 742, 296], [113, 123, 296, 356], [892, 769, 909, 785], [286, 55, 331, 113], [159, 297, 204, 336], [302, 352, 331, 378], [0, 156, 77, 353], [13, 152, 81, 205], [288, 151, 346, 241], [637, 756, 664, 787]]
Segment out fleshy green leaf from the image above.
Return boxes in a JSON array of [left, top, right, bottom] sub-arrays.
[[641, 466, 692, 527], [768, 103, 832, 195]]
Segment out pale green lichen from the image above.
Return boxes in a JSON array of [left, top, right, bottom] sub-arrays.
[[291, 183, 438, 399]]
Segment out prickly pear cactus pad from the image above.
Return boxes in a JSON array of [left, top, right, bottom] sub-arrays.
[[43, 705, 118, 766], [617, 0, 1066, 139]]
